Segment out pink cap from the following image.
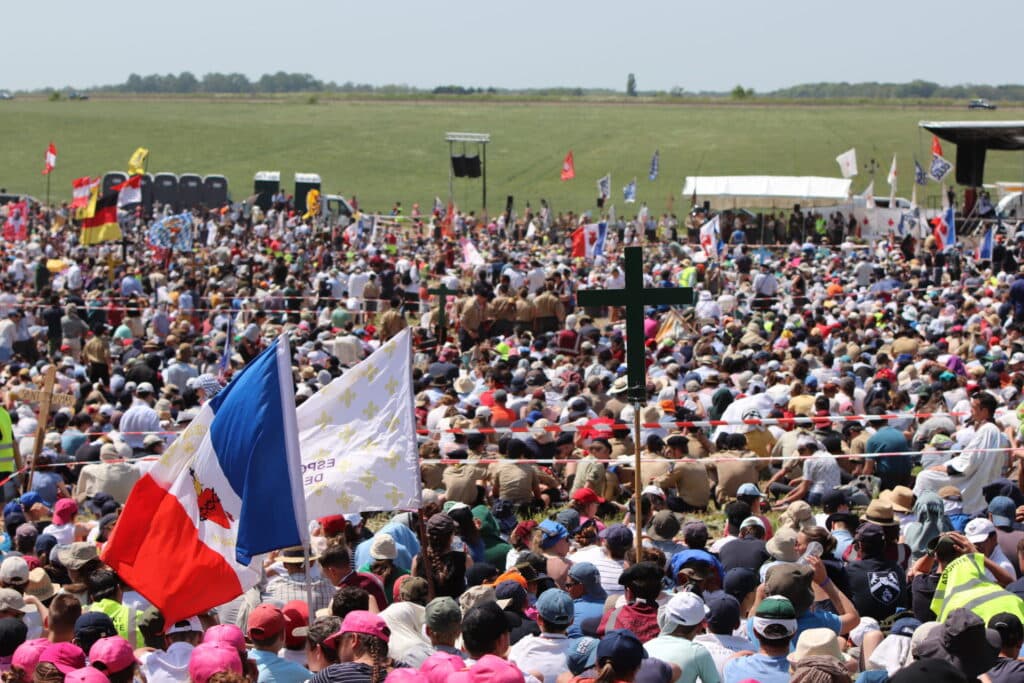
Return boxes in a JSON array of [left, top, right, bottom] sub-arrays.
[[53, 498, 78, 526], [65, 668, 109, 683], [325, 611, 390, 649], [12, 638, 50, 681], [88, 636, 136, 674], [466, 656, 524, 683], [188, 643, 242, 683], [38, 642, 86, 674], [420, 652, 465, 683], [203, 624, 246, 654]]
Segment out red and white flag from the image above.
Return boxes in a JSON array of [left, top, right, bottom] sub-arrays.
[[931, 135, 943, 157], [561, 151, 575, 181], [113, 175, 143, 207], [70, 177, 94, 209], [42, 143, 57, 175], [3, 201, 28, 242]]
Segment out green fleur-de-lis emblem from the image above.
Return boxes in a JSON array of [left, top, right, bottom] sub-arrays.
[[383, 448, 400, 468], [336, 491, 354, 508], [336, 458, 352, 473], [338, 387, 356, 409], [316, 410, 332, 429], [359, 470, 378, 489], [312, 482, 327, 496], [362, 401, 379, 420], [387, 415, 400, 431], [383, 342, 397, 358], [338, 424, 355, 441], [386, 486, 404, 506], [385, 377, 399, 395]]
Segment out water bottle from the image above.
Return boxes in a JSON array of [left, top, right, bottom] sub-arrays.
[[799, 541, 823, 565]]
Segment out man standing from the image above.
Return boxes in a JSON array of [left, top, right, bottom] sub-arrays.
[[317, 543, 387, 612], [915, 392, 1007, 515], [263, 547, 336, 615], [119, 383, 161, 454]]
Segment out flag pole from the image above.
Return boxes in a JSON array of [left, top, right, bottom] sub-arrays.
[[303, 543, 314, 619], [632, 396, 643, 562]]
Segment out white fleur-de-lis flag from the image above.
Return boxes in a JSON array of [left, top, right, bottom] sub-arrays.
[[297, 328, 421, 518]]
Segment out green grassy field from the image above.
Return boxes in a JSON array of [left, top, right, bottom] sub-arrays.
[[2, 96, 1023, 216]]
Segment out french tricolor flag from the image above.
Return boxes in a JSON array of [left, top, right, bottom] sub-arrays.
[[932, 205, 956, 252], [102, 337, 307, 624]]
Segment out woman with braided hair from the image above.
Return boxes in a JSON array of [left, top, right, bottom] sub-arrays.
[[311, 611, 391, 683], [411, 513, 468, 599]]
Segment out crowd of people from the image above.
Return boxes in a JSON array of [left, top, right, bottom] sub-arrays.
[[0, 191, 1022, 683]]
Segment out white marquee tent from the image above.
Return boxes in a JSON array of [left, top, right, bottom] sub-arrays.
[[682, 176, 853, 210]]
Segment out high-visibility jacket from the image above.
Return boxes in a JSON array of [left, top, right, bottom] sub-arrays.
[[931, 553, 1024, 624], [0, 408, 14, 474]]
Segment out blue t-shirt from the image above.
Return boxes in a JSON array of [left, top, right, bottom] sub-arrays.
[[745, 610, 841, 651], [865, 427, 912, 475], [249, 649, 312, 683], [723, 653, 789, 683], [569, 597, 605, 638]]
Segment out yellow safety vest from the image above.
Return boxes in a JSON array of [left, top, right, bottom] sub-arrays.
[[931, 553, 1024, 624], [0, 408, 14, 474]]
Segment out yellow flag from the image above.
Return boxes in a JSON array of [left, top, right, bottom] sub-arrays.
[[128, 147, 149, 175], [303, 188, 321, 220]]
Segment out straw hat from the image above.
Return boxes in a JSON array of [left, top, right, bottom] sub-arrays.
[[788, 627, 844, 664], [863, 500, 899, 527]]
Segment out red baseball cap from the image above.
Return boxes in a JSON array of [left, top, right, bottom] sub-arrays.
[[282, 600, 309, 649], [247, 604, 285, 641], [571, 487, 605, 505]]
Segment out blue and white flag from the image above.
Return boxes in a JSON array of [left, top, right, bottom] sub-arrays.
[[932, 205, 956, 251], [597, 174, 611, 199], [649, 150, 660, 181], [976, 225, 994, 262], [623, 178, 637, 204], [929, 154, 953, 183], [914, 159, 928, 186], [149, 212, 194, 252]]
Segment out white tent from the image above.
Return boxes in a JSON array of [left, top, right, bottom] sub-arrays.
[[682, 176, 853, 210]]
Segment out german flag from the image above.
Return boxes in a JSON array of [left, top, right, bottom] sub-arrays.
[[80, 190, 122, 245]]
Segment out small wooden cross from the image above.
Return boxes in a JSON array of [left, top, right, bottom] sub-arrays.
[[426, 283, 459, 343], [14, 366, 76, 491]]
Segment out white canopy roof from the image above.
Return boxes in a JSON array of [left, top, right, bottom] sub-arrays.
[[682, 175, 853, 210]]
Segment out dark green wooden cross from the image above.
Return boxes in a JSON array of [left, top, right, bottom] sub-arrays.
[[427, 283, 459, 343], [577, 246, 695, 403]]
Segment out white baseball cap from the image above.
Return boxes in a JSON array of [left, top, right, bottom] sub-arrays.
[[664, 591, 708, 627], [965, 518, 997, 544]]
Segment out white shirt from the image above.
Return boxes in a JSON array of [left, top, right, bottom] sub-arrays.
[[567, 546, 625, 596], [986, 544, 1017, 582], [507, 633, 573, 683], [119, 401, 162, 450], [693, 633, 756, 679]]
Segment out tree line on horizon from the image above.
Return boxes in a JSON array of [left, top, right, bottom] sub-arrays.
[[18, 72, 1024, 101]]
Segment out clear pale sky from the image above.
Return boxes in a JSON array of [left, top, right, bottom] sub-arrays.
[[3, 0, 1020, 92]]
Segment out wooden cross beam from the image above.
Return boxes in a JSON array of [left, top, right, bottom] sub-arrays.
[[427, 283, 459, 344], [17, 366, 76, 492]]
